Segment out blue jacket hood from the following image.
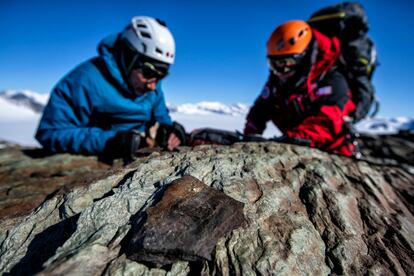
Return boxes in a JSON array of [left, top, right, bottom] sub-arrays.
[[97, 33, 131, 93]]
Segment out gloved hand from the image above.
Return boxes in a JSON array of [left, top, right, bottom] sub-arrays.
[[102, 131, 142, 164], [170, 121, 187, 146], [156, 121, 187, 150]]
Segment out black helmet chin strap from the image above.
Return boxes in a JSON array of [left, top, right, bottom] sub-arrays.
[[307, 38, 318, 66], [118, 38, 140, 78], [124, 52, 139, 76], [114, 37, 143, 94]]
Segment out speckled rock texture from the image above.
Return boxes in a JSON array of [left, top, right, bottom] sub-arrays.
[[0, 145, 112, 219], [0, 135, 413, 275]]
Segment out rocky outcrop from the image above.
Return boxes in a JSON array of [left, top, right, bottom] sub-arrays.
[[358, 131, 414, 172], [0, 144, 112, 219], [0, 136, 413, 275]]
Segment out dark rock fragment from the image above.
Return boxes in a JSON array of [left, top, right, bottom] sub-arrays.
[[359, 132, 414, 166], [125, 175, 246, 266]]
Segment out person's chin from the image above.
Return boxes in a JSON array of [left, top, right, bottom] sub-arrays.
[[133, 86, 150, 96]]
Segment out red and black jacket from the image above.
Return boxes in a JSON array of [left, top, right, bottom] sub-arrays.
[[244, 29, 356, 156]]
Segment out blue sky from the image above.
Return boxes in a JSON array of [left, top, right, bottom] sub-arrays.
[[1, 0, 413, 117]]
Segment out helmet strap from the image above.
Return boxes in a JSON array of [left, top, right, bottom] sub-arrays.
[[126, 53, 139, 76], [117, 38, 133, 78]]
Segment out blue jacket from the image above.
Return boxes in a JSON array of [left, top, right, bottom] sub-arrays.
[[35, 34, 172, 154]]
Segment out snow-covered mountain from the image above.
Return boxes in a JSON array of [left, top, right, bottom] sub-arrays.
[[0, 90, 248, 117], [167, 102, 249, 116], [0, 90, 413, 146], [0, 91, 46, 146], [355, 117, 414, 134], [0, 90, 49, 114]]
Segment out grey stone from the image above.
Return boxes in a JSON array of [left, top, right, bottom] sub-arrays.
[[0, 136, 413, 275]]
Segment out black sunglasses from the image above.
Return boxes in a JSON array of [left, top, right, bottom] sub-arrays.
[[138, 62, 169, 80], [268, 51, 308, 73]]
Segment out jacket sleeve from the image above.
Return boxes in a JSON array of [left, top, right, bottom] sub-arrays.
[[244, 85, 273, 135], [152, 83, 172, 126], [285, 71, 354, 149], [286, 105, 346, 148], [35, 80, 117, 154]]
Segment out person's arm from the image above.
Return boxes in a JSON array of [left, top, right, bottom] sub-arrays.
[[244, 85, 273, 135], [36, 126, 117, 155], [285, 71, 355, 149], [35, 80, 117, 154]]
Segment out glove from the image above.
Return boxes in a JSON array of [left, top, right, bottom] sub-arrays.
[[102, 131, 142, 164], [171, 121, 187, 146], [156, 121, 187, 149]]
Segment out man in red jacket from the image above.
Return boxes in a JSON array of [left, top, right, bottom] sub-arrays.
[[244, 20, 356, 157]]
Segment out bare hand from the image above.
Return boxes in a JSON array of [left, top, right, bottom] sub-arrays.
[[145, 136, 156, 148], [167, 132, 181, 151]]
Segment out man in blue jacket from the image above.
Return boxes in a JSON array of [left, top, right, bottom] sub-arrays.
[[36, 16, 186, 163]]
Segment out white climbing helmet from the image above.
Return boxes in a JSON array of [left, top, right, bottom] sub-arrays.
[[121, 16, 175, 64]]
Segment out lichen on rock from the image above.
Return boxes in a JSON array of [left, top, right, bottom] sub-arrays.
[[0, 135, 413, 275]]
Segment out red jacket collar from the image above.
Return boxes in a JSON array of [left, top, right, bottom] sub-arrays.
[[310, 29, 341, 81], [306, 29, 341, 99]]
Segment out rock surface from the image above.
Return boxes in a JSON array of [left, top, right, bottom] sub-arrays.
[[126, 175, 246, 266], [0, 145, 111, 220], [358, 131, 414, 172], [0, 135, 413, 275]]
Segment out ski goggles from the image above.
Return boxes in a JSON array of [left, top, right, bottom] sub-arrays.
[[138, 61, 169, 80], [268, 52, 306, 73]]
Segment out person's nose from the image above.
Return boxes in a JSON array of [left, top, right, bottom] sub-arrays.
[[146, 79, 157, 90]]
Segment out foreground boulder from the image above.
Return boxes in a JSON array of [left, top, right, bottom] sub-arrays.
[[0, 136, 413, 275], [126, 175, 246, 265]]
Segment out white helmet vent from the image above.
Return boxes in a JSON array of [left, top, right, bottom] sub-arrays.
[[140, 32, 152, 39], [122, 16, 175, 64]]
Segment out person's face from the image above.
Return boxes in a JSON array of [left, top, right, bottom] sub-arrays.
[[129, 69, 158, 94], [128, 61, 169, 95], [267, 51, 308, 83]]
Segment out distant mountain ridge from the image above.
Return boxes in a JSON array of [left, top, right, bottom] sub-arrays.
[[0, 90, 248, 116], [356, 117, 414, 134], [0, 90, 49, 113], [167, 101, 249, 116]]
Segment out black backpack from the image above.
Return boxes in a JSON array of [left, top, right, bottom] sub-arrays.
[[308, 2, 378, 122]]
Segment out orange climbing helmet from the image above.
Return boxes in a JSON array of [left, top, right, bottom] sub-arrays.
[[267, 20, 313, 56]]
